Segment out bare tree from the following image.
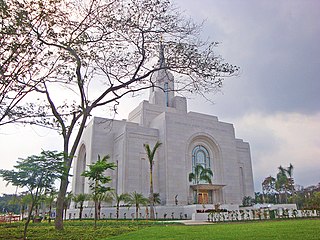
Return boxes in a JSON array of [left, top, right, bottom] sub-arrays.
[[2, 0, 239, 230], [0, 0, 45, 125]]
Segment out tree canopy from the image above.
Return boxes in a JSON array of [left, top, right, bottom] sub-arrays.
[[81, 155, 116, 227], [0, 150, 65, 239], [1, 0, 239, 230]]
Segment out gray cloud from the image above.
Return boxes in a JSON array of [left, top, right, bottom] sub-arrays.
[[176, 0, 320, 118]]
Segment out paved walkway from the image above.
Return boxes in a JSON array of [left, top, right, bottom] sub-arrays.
[[161, 220, 214, 225]]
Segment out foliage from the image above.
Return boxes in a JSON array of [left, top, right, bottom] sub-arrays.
[[143, 141, 162, 219], [72, 193, 90, 221], [305, 192, 320, 210], [2, 0, 239, 230], [0, 194, 20, 214], [0, 220, 156, 240], [242, 196, 255, 207], [63, 192, 73, 220], [110, 192, 130, 220], [261, 164, 295, 204], [152, 193, 161, 205], [188, 164, 213, 204], [126, 191, 149, 219], [0, 0, 44, 125], [42, 189, 58, 223], [81, 155, 116, 227], [189, 164, 213, 185], [0, 150, 65, 239]]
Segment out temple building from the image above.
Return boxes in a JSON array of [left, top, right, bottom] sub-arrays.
[[71, 54, 254, 209]]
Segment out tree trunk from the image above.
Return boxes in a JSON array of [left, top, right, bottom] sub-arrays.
[[48, 205, 52, 223], [149, 166, 155, 219], [116, 204, 119, 219], [98, 201, 101, 220], [23, 200, 35, 240], [55, 176, 68, 230], [79, 203, 83, 220], [136, 204, 138, 219], [54, 112, 89, 230], [94, 200, 98, 228]]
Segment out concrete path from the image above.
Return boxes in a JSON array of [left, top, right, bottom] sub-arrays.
[[161, 220, 214, 225]]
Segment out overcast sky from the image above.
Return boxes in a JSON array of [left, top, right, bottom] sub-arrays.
[[0, 0, 319, 195]]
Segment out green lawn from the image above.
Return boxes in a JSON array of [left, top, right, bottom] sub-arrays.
[[0, 219, 319, 240], [107, 219, 320, 240]]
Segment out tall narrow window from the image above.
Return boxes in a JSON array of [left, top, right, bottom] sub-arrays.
[[164, 82, 169, 107]]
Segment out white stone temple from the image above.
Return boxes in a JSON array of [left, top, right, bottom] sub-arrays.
[[71, 51, 254, 215]]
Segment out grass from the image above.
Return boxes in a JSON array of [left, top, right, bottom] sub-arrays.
[[0, 218, 319, 240], [0, 219, 155, 239], [107, 219, 320, 240]]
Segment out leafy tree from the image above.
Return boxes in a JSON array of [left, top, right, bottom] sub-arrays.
[[110, 192, 130, 220], [262, 176, 276, 203], [188, 164, 213, 204], [127, 191, 148, 219], [0, 150, 65, 240], [143, 141, 162, 219], [288, 192, 305, 210], [0, 194, 20, 214], [254, 192, 264, 204], [305, 192, 320, 210], [81, 155, 116, 227], [73, 193, 90, 220], [2, 0, 238, 230], [43, 189, 58, 223], [242, 196, 255, 207]]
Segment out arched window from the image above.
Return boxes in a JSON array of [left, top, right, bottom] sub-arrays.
[[192, 145, 210, 170]]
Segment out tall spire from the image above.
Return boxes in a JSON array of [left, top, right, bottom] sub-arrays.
[[159, 38, 166, 68]]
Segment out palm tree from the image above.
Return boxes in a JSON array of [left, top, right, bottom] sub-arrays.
[[152, 193, 161, 217], [276, 164, 294, 203], [94, 192, 113, 219], [73, 193, 89, 220], [63, 192, 73, 220], [20, 194, 32, 220], [286, 164, 294, 194], [111, 192, 130, 219], [127, 191, 148, 219], [143, 141, 162, 219], [188, 164, 213, 204], [276, 168, 287, 203], [44, 190, 58, 223], [152, 193, 161, 205]]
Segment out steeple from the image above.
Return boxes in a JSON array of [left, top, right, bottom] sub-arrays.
[[149, 41, 175, 107], [159, 40, 166, 68]]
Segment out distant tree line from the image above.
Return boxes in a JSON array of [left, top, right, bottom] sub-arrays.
[[247, 163, 320, 210]]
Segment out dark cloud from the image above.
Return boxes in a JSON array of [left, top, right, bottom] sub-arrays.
[[175, 0, 320, 118]]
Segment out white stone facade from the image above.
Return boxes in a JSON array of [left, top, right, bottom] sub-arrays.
[[71, 65, 254, 209]]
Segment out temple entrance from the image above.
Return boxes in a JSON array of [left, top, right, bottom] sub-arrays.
[[198, 191, 209, 204], [190, 184, 226, 204]]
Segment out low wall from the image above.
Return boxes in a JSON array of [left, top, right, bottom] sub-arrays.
[[67, 205, 197, 220]]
